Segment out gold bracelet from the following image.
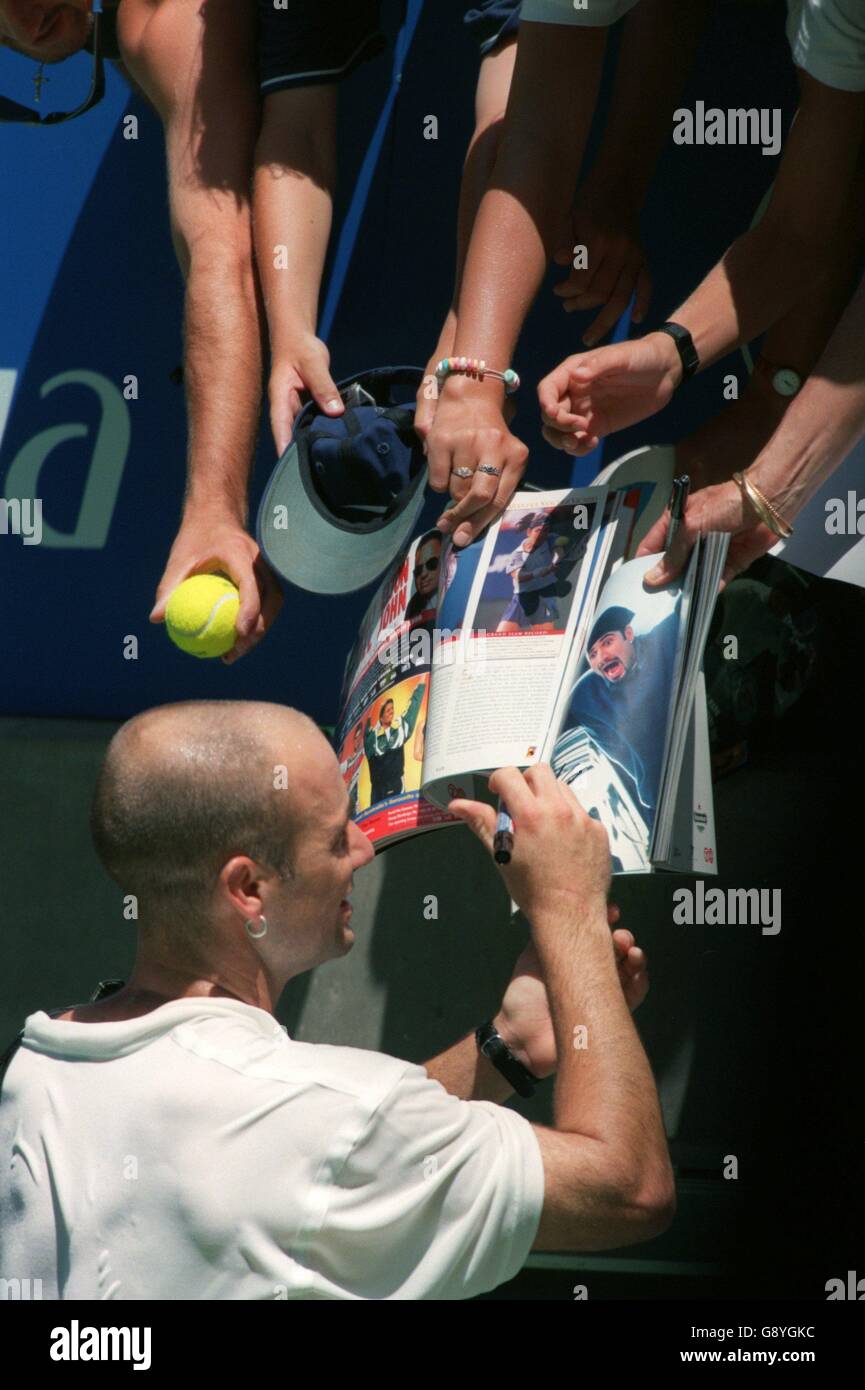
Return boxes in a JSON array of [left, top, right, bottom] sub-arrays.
[[732, 471, 794, 539]]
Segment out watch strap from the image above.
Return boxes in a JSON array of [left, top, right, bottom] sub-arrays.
[[476, 1019, 539, 1098], [657, 321, 699, 385]]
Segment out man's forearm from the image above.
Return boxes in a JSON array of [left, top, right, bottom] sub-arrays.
[[534, 899, 666, 1176], [424, 1028, 513, 1103], [183, 255, 262, 522], [119, 0, 264, 528], [424, 996, 538, 1102]]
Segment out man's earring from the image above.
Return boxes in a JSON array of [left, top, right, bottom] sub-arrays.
[[245, 916, 268, 940]]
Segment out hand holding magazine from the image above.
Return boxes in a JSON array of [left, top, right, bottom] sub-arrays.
[[334, 465, 728, 876]]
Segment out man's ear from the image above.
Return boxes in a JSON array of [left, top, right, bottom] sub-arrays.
[[222, 856, 266, 920], [624, 626, 634, 641]]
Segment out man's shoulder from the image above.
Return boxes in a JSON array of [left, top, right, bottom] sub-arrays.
[[570, 667, 603, 705], [170, 1011, 419, 1108], [641, 610, 679, 660]]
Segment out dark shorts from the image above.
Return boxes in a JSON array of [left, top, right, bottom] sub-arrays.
[[500, 585, 560, 628], [258, 0, 388, 95], [258, 1, 521, 96], [464, 0, 521, 57]]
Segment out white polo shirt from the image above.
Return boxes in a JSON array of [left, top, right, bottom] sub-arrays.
[[0, 998, 544, 1301], [786, 0, 865, 91], [521, 0, 865, 94]]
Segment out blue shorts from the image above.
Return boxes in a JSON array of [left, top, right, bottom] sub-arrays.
[[258, 0, 388, 95], [501, 585, 560, 628], [464, 0, 521, 57]]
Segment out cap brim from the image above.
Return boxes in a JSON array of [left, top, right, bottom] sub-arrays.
[[257, 438, 428, 596]]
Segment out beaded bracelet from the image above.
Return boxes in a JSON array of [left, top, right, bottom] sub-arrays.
[[434, 357, 520, 394]]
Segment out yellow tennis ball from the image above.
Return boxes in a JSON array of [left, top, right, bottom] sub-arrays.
[[165, 574, 240, 658]]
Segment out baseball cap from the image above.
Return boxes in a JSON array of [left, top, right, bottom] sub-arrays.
[[587, 606, 635, 649], [257, 366, 428, 595]]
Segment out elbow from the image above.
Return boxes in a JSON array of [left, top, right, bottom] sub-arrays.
[[603, 1155, 676, 1245], [620, 1165, 677, 1242], [633, 1176, 677, 1241], [186, 235, 257, 302]]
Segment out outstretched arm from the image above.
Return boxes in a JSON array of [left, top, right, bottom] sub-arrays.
[[120, 0, 282, 661], [253, 85, 344, 457], [637, 268, 865, 588], [554, 0, 709, 342], [540, 73, 865, 455], [425, 21, 608, 546]]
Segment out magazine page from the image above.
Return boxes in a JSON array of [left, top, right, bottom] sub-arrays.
[[538, 481, 654, 765], [660, 671, 718, 875], [421, 488, 613, 807], [547, 551, 696, 874], [334, 529, 457, 847], [652, 531, 729, 861], [604, 481, 659, 569]]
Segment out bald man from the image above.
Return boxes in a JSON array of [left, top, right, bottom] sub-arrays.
[[0, 701, 673, 1300]]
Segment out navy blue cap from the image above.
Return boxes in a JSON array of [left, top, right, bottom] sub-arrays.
[[587, 606, 635, 650], [257, 366, 428, 595]]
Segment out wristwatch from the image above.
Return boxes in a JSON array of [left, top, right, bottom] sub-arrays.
[[476, 1020, 539, 1098], [657, 321, 700, 387], [770, 366, 802, 398]]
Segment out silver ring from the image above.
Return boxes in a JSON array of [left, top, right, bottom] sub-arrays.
[[452, 466, 475, 480], [477, 464, 502, 477]]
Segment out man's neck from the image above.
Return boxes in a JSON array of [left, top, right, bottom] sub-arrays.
[[60, 957, 278, 1023]]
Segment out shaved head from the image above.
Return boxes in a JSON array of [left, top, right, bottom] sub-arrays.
[[91, 701, 326, 937]]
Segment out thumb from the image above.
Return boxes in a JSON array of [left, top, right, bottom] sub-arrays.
[[149, 593, 169, 624], [643, 520, 696, 587], [305, 359, 344, 418], [569, 343, 630, 383], [414, 394, 436, 441], [150, 570, 185, 624], [448, 798, 496, 854], [636, 512, 670, 559]]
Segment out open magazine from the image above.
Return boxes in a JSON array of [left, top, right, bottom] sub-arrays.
[[334, 472, 728, 876]]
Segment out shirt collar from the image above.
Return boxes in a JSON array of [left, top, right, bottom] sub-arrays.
[[23, 996, 285, 1061]]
